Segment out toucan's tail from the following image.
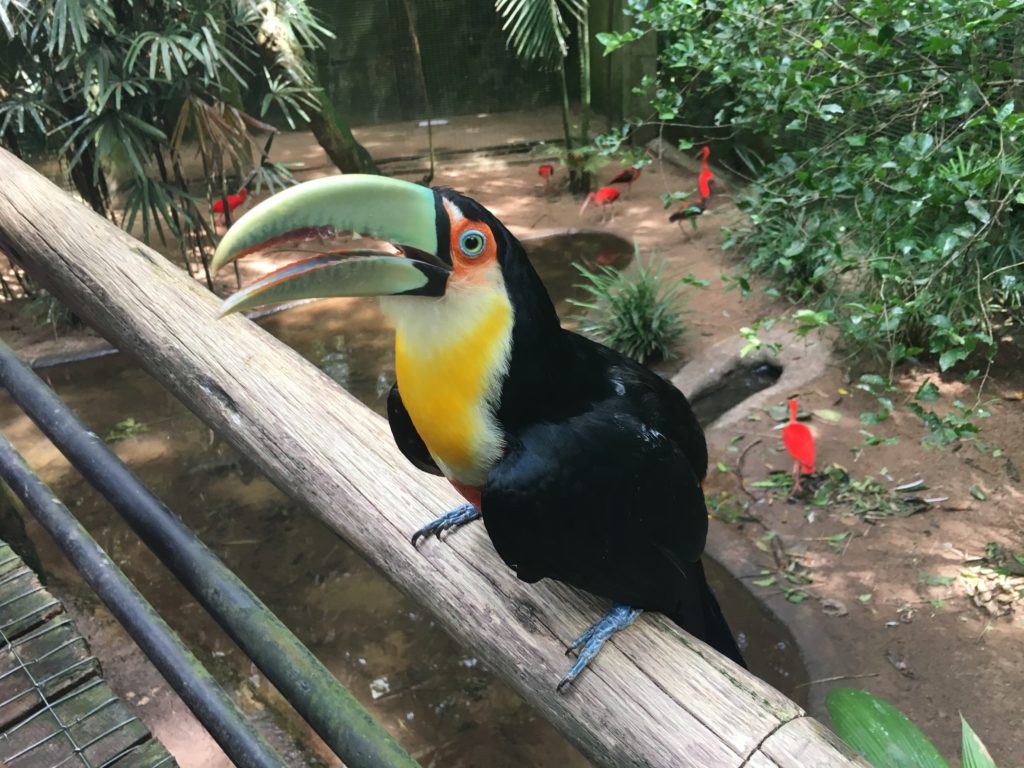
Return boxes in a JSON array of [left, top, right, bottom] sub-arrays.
[[668, 559, 747, 668]]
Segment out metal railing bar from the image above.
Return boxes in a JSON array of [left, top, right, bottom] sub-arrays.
[[0, 433, 287, 768], [0, 341, 419, 768]]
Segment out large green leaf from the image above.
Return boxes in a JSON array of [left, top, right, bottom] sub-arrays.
[[826, 688, 950, 768], [960, 717, 997, 768], [494, 0, 586, 64]]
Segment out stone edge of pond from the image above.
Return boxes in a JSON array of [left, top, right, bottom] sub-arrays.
[[672, 323, 843, 720]]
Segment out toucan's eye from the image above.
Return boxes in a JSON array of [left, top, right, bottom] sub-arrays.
[[459, 230, 486, 258]]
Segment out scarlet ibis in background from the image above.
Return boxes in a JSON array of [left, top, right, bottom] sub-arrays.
[[538, 163, 555, 193], [580, 186, 621, 222], [213, 187, 248, 226], [781, 398, 815, 493], [211, 174, 745, 690], [609, 165, 642, 192], [697, 146, 715, 198]]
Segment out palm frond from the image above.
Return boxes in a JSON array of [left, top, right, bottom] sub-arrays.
[[495, 0, 583, 64], [0, 0, 30, 39]]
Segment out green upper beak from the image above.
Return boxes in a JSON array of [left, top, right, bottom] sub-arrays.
[[211, 175, 450, 316]]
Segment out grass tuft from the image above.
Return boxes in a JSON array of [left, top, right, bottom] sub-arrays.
[[570, 254, 686, 365]]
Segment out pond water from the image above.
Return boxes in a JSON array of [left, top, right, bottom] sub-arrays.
[[0, 232, 805, 767], [689, 362, 783, 426]]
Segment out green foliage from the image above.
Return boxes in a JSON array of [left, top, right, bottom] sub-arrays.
[[26, 291, 83, 334], [570, 255, 688, 364], [560, 144, 607, 177], [827, 688, 951, 768], [0, 0, 324, 257], [598, 0, 1024, 368], [494, 0, 586, 64], [853, 372, 991, 448], [908, 380, 992, 446], [826, 688, 997, 768], [738, 321, 781, 358], [496, 0, 593, 192], [753, 464, 918, 519], [103, 417, 149, 443], [961, 717, 998, 768]]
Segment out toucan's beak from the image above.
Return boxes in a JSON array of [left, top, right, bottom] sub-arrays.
[[211, 175, 450, 316]]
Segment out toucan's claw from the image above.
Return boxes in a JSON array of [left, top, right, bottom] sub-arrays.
[[410, 503, 482, 547], [556, 604, 642, 692]]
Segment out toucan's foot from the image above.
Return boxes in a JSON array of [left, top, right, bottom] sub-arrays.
[[556, 604, 642, 692], [410, 503, 481, 547]]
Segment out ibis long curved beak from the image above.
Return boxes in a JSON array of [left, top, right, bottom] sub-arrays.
[[211, 175, 450, 316]]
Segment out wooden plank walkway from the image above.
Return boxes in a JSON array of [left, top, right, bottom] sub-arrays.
[[0, 541, 176, 768]]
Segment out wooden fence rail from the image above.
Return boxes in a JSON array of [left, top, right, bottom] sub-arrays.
[[0, 149, 867, 767]]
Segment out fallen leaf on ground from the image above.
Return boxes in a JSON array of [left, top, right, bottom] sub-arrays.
[[814, 408, 843, 423]]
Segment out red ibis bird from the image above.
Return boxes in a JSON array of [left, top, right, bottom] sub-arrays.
[[697, 146, 715, 199], [579, 186, 621, 222], [781, 398, 815, 493], [609, 165, 642, 192], [210, 174, 745, 690], [213, 187, 248, 226], [538, 163, 555, 193]]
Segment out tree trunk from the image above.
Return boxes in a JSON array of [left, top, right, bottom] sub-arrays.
[[579, 13, 591, 147], [400, 0, 435, 183], [574, 11, 594, 194], [558, 60, 574, 155], [558, 60, 590, 194], [307, 74, 379, 175], [253, 1, 377, 175]]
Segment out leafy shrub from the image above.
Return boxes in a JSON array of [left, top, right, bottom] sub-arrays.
[[570, 255, 686, 364], [27, 291, 83, 334], [0, 0, 325, 249], [597, 0, 1024, 370]]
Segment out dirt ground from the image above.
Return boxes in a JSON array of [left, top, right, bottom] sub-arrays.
[[2, 113, 1022, 767]]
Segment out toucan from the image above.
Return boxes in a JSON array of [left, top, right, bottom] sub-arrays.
[[210, 175, 745, 689]]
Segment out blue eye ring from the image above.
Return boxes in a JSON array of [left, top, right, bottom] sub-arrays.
[[459, 229, 487, 257]]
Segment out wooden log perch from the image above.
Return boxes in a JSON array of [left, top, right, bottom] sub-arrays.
[[0, 149, 867, 767]]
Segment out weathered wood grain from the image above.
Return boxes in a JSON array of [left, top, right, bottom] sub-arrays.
[[0, 149, 868, 767], [0, 542, 175, 767]]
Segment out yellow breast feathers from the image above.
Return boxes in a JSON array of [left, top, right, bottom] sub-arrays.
[[389, 289, 513, 486]]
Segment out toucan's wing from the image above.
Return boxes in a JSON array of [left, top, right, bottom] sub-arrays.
[[481, 404, 708, 606], [480, 406, 749, 664], [591, 342, 708, 482], [387, 384, 443, 476]]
